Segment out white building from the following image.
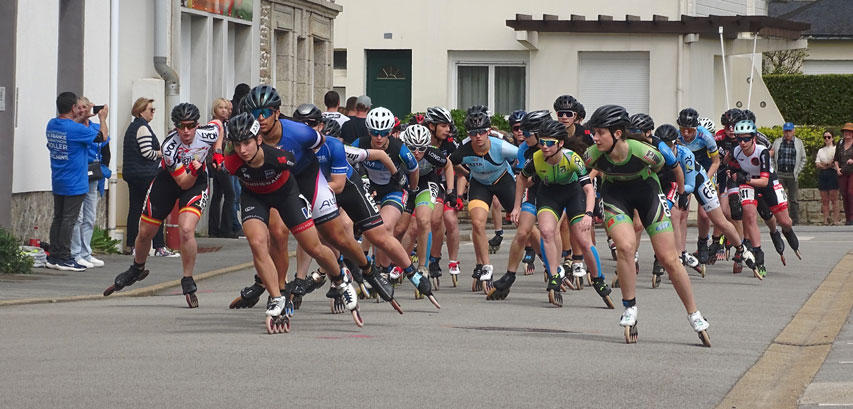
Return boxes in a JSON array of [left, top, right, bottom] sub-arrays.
[[332, 0, 806, 126], [770, 0, 853, 74]]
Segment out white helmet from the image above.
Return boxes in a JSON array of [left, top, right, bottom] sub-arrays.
[[366, 107, 395, 131], [698, 117, 716, 134], [402, 124, 431, 149]]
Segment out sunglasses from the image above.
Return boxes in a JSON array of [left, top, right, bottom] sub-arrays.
[[369, 129, 391, 137], [251, 108, 275, 119], [680, 127, 696, 133], [538, 138, 559, 148], [175, 122, 198, 130], [511, 125, 521, 132], [467, 128, 488, 137], [557, 111, 575, 118], [736, 136, 754, 143], [148, 107, 156, 113], [522, 130, 536, 138], [408, 146, 427, 152], [824, 135, 833, 139]]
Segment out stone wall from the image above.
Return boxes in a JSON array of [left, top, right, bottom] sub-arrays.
[[798, 188, 846, 225], [10, 191, 108, 242]]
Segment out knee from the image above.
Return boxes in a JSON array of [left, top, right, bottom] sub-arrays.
[[247, 235, 268, 252], [540, 226, 557, 241], [614, 240, 635, 257], [179, 225, 195, 238], [471, 216, 487, 230]]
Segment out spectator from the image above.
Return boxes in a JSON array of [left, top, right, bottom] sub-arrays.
[[229, 84, 251, 236], [230, 83, 250, 116], [122, 97, 176, 257], [834, 123, 853, 225], [340, 94, 371, 144], [771, 122, 806, 225], [70, 96, 110, 268], [816, 129, 841, 225], [322, 90, 350, 127], [344, 96, 357, 117], [207, 97, 236, 238], [45, 91, 108, 271]]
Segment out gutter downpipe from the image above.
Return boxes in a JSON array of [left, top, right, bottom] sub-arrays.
[[107, 0, 119, 240], [676, 0, 686, 110], [155, 0, 180, 119]]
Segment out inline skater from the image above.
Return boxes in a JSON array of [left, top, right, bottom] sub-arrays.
[[510, 119, 614, 309], [104, 103, 223, 308], [449, 110, 518, 292], [584, 105, 710, 346], [553, 95, 591, 267]]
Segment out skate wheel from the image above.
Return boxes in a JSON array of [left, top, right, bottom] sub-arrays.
[[525, 263, 535, 275], [292, 294, 303, 310], [352, 309, 364, 327], [699, 265, 706, 279], [794, 250, 802, 261], [698, 330, 711, 347], [414, 289, 423, 300], [282, 317, 291, 333], [652, 274, 660, 289], [103, 285, 119, 297], [390, 299, 404, 315], [603, 295, 615, 309], [612, 278, 620, 289], [586, 273, 592, 287], [431, 277, 440, 290], [753, 268, 764, 281], [451, 274, 458, 287], [229, 296, 243, 309], [427, 294, 441, 309], [548, 289, 563, 307], [610, 248, 617, 261], [265, 316, 275, 334], [481, 280, 492, 295], [543, 270, 548, 283], [573, 276, 583, 290], [780, 255, 787, 266], [733, 264, 742, 274], [185, 293, 199, 308], [485, 287, 496, 300], [624, 323, 638, 344]]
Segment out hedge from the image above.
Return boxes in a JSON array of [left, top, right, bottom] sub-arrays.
[[763, 74, 853, 125], [405, 110, 511, 136], [759, 125, 841, 188]]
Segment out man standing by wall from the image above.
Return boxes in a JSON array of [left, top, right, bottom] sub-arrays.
[[340, 95, 371, 144], [772, 122, 806, 225], [45, 91, 108, 271], [322, 90, 349, 127]]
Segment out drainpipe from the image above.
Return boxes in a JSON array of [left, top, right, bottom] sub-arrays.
[[155, 0, 180, 116], [107, 0, 119, 240], [676, 0, 686, 109]]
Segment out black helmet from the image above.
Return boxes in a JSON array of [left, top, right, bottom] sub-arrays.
[[171, 102, 200, 125], [721, 108, 746, 127], [586, 105, 630, 130], [226, 112, 261, 142], [244, 85, 281, 111], [467, 104, 489, 115], [677, 108, 699, 128], [553, 95, 579, 112], [576, 103, 586, 120], [520, 110, 552, 133], [424, 106, 452, 124], [538, 119, 568, 141], [464, 111, 491, 131], [322, 117, 341, 138], [654, 124, 679, 143], [743, 109, 757, 122], [508, 110, 526, 126], [629, 113, 655, 133], [293, 103, 322, 126]]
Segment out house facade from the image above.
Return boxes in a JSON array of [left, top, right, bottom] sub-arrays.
[[770, 0, 853, 74]]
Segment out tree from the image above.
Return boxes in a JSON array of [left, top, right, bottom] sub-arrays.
[[763, 49, 808, 75]]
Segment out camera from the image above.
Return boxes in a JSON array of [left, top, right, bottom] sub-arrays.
[[93, 105, 105, 115]]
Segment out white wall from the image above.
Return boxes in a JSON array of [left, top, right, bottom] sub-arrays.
[[693, 0, 768, 16], [13, 1, 59, 193]]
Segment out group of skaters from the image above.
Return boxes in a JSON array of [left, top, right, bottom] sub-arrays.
[[104, 84, 802, 346]]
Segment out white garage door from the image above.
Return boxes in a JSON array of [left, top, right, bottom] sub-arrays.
[[579, 52, 650, 116], [803, 60, 853, 75]]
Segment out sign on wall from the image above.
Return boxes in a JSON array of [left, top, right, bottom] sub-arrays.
[[182, 0, 253, 21]]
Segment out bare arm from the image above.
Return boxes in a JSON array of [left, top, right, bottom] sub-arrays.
[[328, 173, 346, 195], [365, 149, 398, 174]]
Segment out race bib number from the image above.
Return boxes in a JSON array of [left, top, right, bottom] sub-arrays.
[[700, 177, 717, 202], [739, 186, 755, 202], [657, 194, 672, 217], [428, 181, 440, 204], [773, 180, 788, 203]]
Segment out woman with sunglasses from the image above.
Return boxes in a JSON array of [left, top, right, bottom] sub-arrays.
[[584, 105, 710, 346], [352, 107, 428, 296], [449, 110, 519, 292], [726, 120, 801, 277], [105, 103, 224, 309], [816, 130, 840, 225], [510, 119, 614, 309]]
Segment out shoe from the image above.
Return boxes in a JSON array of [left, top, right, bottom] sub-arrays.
[[57, 258, 86, 272], [45, 256, 60, 270], [154, 247, 179, 257], [85, 255, 105, 267], [75, 258, 95, 269]]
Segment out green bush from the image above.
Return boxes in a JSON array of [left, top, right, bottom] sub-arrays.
[[91, 227, 121, 255], [405, 110, 511, 137], [763, 74, 853, 125], [0, 227, 33, 274], [759, 125, 839, 189]]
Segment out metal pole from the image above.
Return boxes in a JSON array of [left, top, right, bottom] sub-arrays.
[[719, 26, 731, 110], [108, 0, 119, 240], [747, 32, 758, 110]]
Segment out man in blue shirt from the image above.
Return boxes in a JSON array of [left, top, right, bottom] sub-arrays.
[[45, 92, 108, 271]]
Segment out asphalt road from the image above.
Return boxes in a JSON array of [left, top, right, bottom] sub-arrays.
[[1, 227, 851, 409]]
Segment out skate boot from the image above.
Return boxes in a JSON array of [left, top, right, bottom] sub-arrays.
[[488, 232, 503, 254], [607, 236, 617, 260], [326, 284, 346, 314], [782, 229, 801, 260], [407, 270, 441, 309], [288, 277, 311, 310], [569, 262, 586, 290], [388, 265, 404, 284], [591, 276, 615, 309], [547, 266, 569, 307], [695, 237, 710, 265], [448, 261, 460, 287], [725, 237, 734, 261], [361, 265, 403, 314], [471, 264, 484, 292], [305, 270, 327, 294], [651, 257, 664, 289], [229, 274, 266, 309], [681, 251, 705, 278], [331, 278, 363, 327], [264, 296, 291, 334], [103, 262, 150, 296], [733, 245, 761, 280], [479, 264, 494, 294], [753, 247, 767, 279], [688, 310, 711, 347], [410, 247, 418, 265], [428, 258, 442, 289], [415, 266, 429, 299], [181, 276, 199, 308], [708, 235, 724, 265], [620, 305, 639, 344], [611, 270, 620, 289], [343, 258, 369, 298], [770, 230, 787, 265], [522, 247, 536, 275], [486, 272, 515, 301]]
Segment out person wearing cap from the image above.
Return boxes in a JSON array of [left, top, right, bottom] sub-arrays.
[[834, 123, 853, 225], [340, 94, 371, 144], [771, 121, 806, 224]]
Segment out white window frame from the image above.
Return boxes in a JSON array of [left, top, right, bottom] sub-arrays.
[[448, 51, 529, 113]]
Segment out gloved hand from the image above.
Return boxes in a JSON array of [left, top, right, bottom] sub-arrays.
[[212, 151, 225, 169], [677, 191, 690, 210], [390, 169, 406, 189]]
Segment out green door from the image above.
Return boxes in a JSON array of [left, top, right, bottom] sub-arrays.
[[366, 50, 412, 118]]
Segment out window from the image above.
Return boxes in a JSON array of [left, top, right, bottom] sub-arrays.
[[579, 52, 649, 116], [333, 50, 347, 70], [456, 63, 526, 115]]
